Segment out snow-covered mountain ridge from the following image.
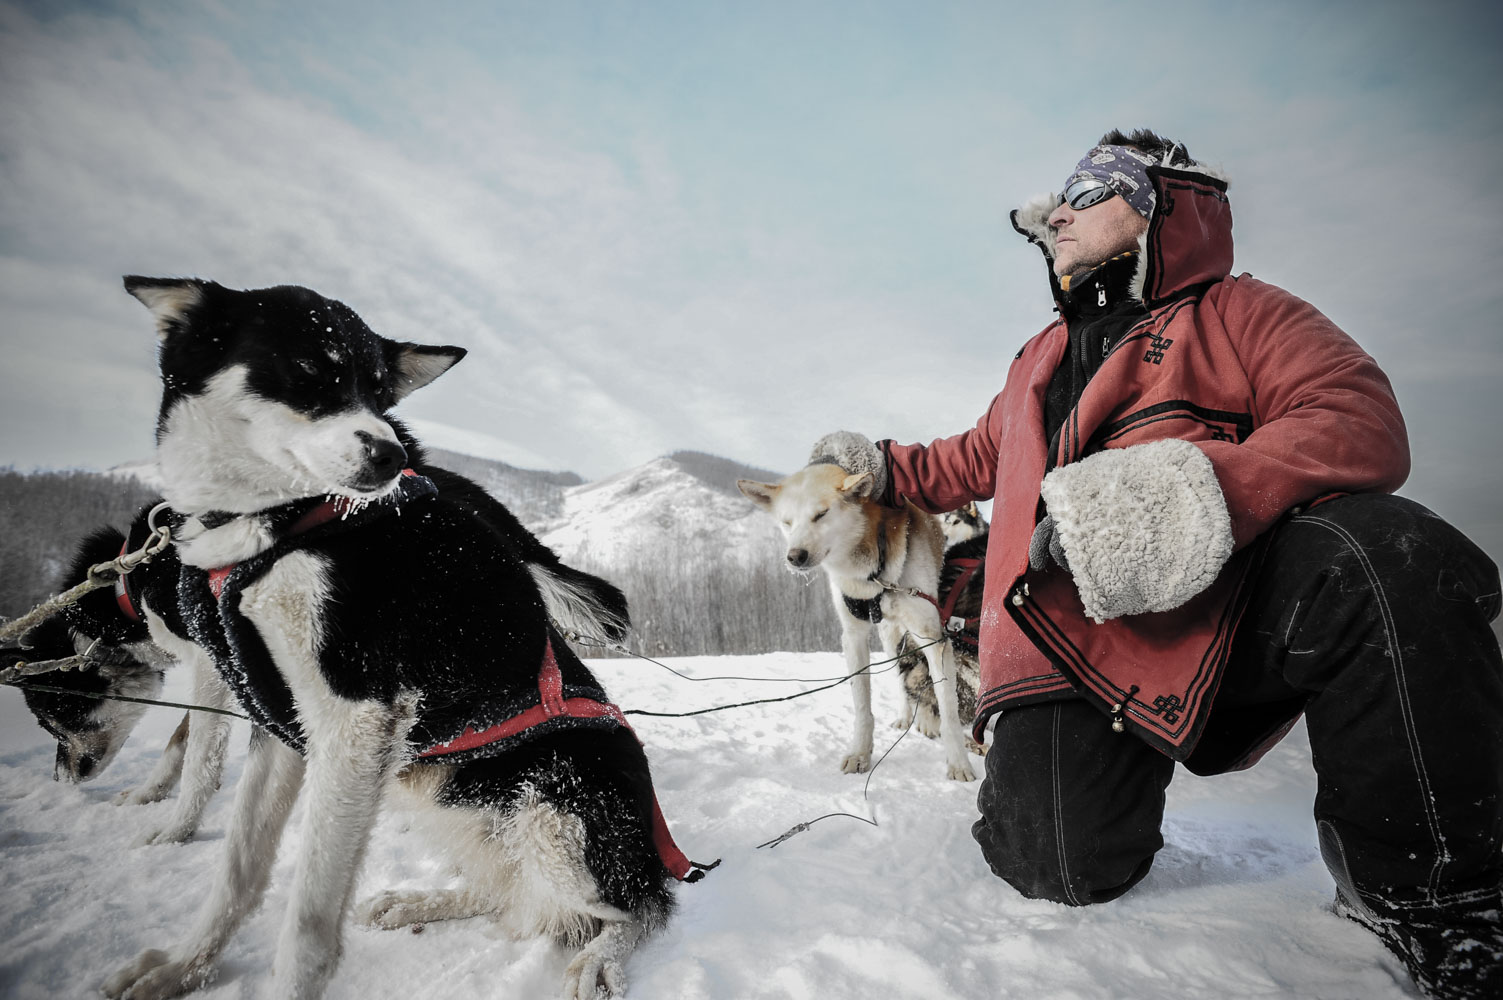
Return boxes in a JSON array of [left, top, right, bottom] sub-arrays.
[[537, 455, 783, 568], [102, 447, 789, 574]]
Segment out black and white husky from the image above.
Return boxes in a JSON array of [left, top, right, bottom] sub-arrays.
[[5, 516, 208, 810], [7, 560, 177, 790], [102, 277, 705, 1000], [895, 527, 986, 745], [940, 501, 988, 546], [19, 471, 634, 848]]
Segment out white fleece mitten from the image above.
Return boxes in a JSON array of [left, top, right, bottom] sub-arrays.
[[1039, 438, 1233, 623]]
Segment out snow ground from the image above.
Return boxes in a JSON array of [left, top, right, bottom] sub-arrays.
[[0, 652, 1419, 999]]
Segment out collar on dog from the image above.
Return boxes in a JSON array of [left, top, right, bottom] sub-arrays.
[[419, 636, 719, 883], [854, 529, 944, 618], [205, 470, 421, 599], [114, 535, 143, 623]]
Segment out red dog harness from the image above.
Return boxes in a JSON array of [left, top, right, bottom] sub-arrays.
[[939, 556, 983, 635], [206, 475, 419, 599], [194, 472, 715, 883], [419, 637, 713, 882]]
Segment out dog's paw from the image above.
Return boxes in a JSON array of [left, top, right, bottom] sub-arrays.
[[356, 890, 427, 930], [914, 715, 942, 739], [839, 752, 871, 774], [102, 948, 210, 1000], [946, 759, 977, 782], [966, 736, 986, 757], [135, 823, 195, 847], [562, 945, 627, 999], [115, 784, 171, 807]]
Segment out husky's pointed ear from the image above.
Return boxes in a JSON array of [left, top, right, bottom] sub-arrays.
[[737, 479, 781, 510], [123, 276, 210, 341], [388, 342, 467, 402], [839, 471, 876, 499]]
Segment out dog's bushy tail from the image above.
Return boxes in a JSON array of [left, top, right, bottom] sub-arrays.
[[528, 562, 631, 643], [407, 452, 632, 642]]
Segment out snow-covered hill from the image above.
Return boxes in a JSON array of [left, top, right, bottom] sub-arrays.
[[537, 454, 783, 568], [101, 448, 785, 572]]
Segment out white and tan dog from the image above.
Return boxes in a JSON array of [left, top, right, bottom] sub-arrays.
[[739, 437, 975, 782]]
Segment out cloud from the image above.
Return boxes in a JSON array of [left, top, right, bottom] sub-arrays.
[[0, 2, 1013, 480]]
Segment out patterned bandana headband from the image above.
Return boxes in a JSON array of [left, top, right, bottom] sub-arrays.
[[1061, 144, 1161, 219]]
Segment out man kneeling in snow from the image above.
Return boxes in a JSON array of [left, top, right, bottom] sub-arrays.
[[826, 129, 1501, 999]]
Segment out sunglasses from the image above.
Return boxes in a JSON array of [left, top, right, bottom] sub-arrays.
[[1060, 176, 1118, 211]]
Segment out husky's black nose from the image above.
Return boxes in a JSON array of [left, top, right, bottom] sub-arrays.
[[787, 548, 810, 568], [57, 743, 93, 782], [73, 751, 98, 782], [355, 432, 408, 487]]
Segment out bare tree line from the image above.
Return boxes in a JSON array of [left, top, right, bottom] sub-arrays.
[[567, 539, 840, 658], [0, 469, 161, 619]]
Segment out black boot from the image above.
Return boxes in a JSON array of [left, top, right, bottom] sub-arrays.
[[1227, 494, 1503, 999], [1332, 883, 1503, 1000]]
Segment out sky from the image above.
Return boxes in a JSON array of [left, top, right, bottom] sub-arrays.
[[1, 0, 1500, 556]]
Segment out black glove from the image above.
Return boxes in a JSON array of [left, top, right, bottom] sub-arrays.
[[1028, 513, 1070, 573]]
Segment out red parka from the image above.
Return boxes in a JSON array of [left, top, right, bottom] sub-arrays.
[[883, 163, 1409, 768]]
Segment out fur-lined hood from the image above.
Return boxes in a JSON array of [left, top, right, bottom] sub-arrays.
[[1011, 158, 1233, 307]]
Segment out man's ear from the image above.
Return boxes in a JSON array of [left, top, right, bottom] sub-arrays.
[[737, 479, 781, 510], [388, 342, 467, 402], [123, 276, 211, 341], [839, 471, 875, 499]]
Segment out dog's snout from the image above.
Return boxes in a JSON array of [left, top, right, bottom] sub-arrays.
[[787, 548, 810, 568], [357, 431, 407, 478], [73, 751, 98, 782], [54, 743, 92, 783]]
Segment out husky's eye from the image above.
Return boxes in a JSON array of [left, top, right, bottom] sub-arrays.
[[812, 509, 827, 522]]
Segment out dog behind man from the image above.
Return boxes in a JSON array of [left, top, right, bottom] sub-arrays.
[[896, 515, 986, 744]]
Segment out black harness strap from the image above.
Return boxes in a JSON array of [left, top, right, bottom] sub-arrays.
[[843, 593, 882, 623]]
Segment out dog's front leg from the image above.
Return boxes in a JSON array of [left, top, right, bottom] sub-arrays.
[[272, 694, 417, 1000], [920, 639, 976, 782], [138, 652, 233, 843], [117, 711, 189, 806], [838, 622, 875, 773], [103, 728, 305, 1000]]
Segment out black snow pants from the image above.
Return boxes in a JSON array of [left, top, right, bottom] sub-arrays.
[[971, 493, 1503, 912]]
